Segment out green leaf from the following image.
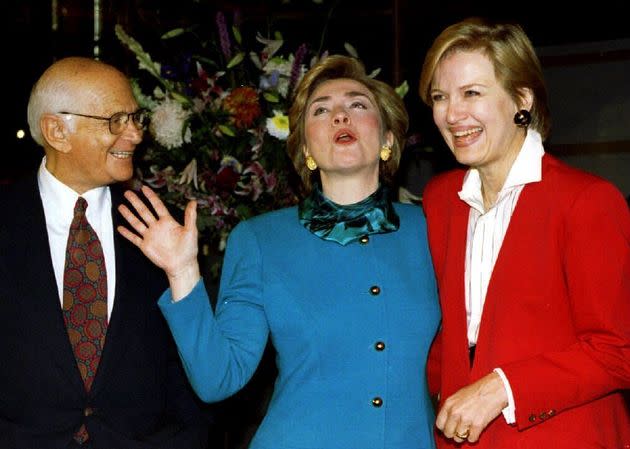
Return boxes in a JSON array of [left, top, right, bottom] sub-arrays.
[[235, 203, 253, 219], [263, 92, 280, 103], [115, 25, 175, 92], [368, 68, 381, 78], [344, 42, 359, 58], [395, 80, 409, 98], [161, 28, 185, 39], [193, 55, 220, 69], [232, 25, 242, 45], [170, 91, 193, 106], [218, 124, 235, 137], [226, 52, 245, 69]]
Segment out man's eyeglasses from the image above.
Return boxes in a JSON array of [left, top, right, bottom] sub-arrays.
[[58, 109, 150, 135]]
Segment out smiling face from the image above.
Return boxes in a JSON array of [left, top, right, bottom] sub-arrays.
[[63, 69, 143, 193], [430, 49, 531, 179], [41, 59, 144, 194], [303, 78, 392, 191]]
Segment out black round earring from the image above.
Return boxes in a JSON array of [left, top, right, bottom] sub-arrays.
[[513, 109, 531, 128]]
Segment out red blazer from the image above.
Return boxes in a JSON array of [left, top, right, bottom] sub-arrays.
[[423, 154, 630, 449]]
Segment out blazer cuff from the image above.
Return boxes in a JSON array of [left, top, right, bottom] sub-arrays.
[[158, 278, 205, 306]]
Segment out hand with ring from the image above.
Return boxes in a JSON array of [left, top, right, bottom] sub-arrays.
[[435, 371, 508, 443], [455, 428, 470, 440]]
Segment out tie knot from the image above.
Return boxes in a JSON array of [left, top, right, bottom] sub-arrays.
[[74, 197, 88, 217]]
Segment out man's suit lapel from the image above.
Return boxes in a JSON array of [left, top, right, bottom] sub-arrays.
[[89, 185, 154, 397], [21, 177, 86, 396]]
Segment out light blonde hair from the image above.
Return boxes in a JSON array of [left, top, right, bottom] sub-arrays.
[[418, 17, 551, 139]]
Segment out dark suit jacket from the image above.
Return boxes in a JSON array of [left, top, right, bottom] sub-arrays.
[[0, 173, 209, 449]]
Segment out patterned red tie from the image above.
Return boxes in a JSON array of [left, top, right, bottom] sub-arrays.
[[62, 197, 108, 443]]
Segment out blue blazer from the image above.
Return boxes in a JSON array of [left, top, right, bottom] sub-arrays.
[[160, 203, 440, 449]]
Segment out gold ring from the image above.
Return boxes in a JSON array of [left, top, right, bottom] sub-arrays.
[[455, 429, 470, 439]]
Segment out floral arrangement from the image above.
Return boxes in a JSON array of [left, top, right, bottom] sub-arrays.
[[116, 10, 407, 277], [116, 14, 309, 259]]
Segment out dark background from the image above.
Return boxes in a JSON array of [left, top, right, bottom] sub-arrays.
[[6, 0, 630, 185]]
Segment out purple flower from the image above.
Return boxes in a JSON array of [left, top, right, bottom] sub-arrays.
[[260, 71, 280, 90], [215, 12, 231, 60], [289, 43, 308, 93]]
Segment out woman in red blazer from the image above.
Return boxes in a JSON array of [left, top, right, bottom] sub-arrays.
[[418, 17, 630, 448]]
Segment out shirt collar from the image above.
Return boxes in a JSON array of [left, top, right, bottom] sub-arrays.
[[37, 156, 110, 222], [458, 129, 545, 211]]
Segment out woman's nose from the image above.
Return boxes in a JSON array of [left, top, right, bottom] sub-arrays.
[[332, 109, 350, 125], [446, 100, 466, 124]]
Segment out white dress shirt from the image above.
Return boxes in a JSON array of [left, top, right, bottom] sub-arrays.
[[457, 129, 545, 422], [37, 157, 116, 319]]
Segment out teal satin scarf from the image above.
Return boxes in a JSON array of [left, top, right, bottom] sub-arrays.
[[298, 184, 400, 246]]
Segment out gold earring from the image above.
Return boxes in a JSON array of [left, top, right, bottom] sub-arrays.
[[305, 155, 318, 171], [380, 145, 392, 162]]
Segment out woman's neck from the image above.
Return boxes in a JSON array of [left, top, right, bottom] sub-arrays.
[[320, 173, 379, 205], [478, 130, 527, 210]]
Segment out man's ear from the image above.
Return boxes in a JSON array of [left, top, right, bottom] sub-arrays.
[[40, 113, 72, 153]]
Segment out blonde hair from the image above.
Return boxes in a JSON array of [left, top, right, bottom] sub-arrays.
[[419, 17, 550, 139]]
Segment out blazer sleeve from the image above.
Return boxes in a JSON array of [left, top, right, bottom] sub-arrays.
[[501, 179, 630, 430], [158, 220, 270, 403]]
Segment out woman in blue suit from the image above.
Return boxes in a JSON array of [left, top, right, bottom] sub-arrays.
[[118, 55, 440, 449]]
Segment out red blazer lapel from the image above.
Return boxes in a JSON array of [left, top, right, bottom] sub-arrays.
[[426, 171, 474, 385], [473, 154, 557, 369]]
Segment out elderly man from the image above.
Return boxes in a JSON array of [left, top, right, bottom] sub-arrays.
[[0, 57, 209, 449]]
